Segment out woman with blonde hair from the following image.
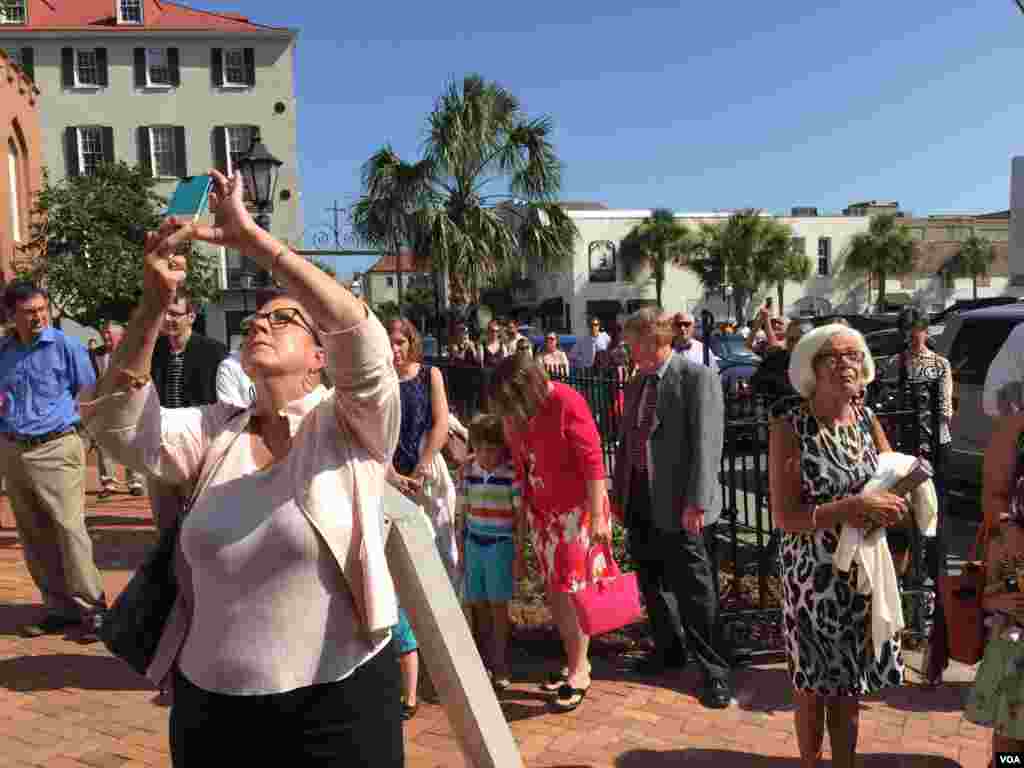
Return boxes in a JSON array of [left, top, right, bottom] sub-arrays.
[[769, 323, 907, 768], [486, 353, 611, 712]]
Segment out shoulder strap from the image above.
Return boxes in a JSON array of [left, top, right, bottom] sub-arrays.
[[181, 406, 248, 519]]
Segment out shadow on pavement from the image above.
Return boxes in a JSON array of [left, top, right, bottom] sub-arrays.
[[88, 526, 158, 570], [0, 653, 153, 692], [616, 749, 960, 767], [0, 603, 47, 636], [875, 681, 971, 714], [86, 515, 155, 528]]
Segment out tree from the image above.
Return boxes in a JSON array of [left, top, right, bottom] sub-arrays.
[[619, 209, 700, 308], [755, 221, 811, 313], [842, 213, 915, 312], [688, 209, 796, 323], [950, 233, 996, 300], [351, 74, 579, 309], [24, 163, 220, 329]]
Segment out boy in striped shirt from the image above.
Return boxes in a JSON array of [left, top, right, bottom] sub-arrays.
[[458, 414, 524, 690]]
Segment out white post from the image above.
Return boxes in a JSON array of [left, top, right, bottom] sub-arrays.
[[383, 486, 524, 768]]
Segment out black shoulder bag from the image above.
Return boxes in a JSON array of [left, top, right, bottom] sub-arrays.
[[100, 411, 245, 676]]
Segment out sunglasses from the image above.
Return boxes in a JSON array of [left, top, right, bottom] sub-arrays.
[[676, 321, 693, 327], [241, 307, 322, 345]]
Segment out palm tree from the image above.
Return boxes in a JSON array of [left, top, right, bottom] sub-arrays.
[[618, 209, 699, 308], [688, 209, 792, 323], [754, 221, 812, 314], [351, 75, 578, 309], [949, 233, 996, 300], [842, 213, 916, 312]]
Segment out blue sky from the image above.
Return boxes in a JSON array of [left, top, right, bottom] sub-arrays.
[[198, 0, 1024, 277]]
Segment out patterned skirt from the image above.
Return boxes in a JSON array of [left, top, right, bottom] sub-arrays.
[[780, 528, 904, 696], [527, 504, 608, 594]]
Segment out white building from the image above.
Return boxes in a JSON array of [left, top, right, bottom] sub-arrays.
[[525, 207, 874, 334], [0, 0, 301, 343]]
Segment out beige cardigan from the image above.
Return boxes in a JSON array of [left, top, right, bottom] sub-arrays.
[[85, 311, 400, 687]]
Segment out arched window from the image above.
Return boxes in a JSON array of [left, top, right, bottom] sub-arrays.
[[8, 138, 20, 243]]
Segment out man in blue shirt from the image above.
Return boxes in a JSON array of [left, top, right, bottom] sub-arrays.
[[0, 281, 106, 642]]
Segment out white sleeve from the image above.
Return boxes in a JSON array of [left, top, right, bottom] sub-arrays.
[[216, 357, 253, 409]]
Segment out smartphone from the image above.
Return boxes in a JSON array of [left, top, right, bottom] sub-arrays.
[[165, 175, 213, 221], [887, 458, 934, 497]]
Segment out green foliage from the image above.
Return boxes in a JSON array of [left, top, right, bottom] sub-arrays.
[[689, 210, 798, 322], [352, 74, 578, 306], [841, 213, 915, 312], [619, 209, 700, 308], [950, 234, 996, 300], [25, 163, 220, 330], [374, 300, 401, 321]]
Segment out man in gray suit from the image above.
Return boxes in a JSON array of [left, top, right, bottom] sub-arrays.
[[612, 308, 731, 709]]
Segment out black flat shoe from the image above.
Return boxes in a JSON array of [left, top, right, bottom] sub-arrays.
[[401, 701, 418, 721], [552, 683, 590, 712], [539, 668, 569, 692], [700, 678, 732, 709]]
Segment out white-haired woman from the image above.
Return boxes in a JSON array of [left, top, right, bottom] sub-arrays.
[[769, 324, 908, 768]]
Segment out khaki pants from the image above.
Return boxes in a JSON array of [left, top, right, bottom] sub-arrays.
[[0, 431, 105, 619]]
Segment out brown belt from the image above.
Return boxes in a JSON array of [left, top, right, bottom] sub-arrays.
[[5, 427, 77, 450]]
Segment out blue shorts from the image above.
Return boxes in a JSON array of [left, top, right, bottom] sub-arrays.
[[393, 607, 417, 656], [462, 533, 515, 604]]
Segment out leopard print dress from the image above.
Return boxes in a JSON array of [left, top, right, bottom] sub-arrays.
[[777, 400, 904, 696]]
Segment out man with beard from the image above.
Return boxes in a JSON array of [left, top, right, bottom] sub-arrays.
[[0, 281, 106, 642]]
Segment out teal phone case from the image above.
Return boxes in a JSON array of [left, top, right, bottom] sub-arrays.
[[165, 176, 213, 219]]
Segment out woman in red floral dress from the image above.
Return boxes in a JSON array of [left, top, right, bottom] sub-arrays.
[[486, 354, 611, 712]]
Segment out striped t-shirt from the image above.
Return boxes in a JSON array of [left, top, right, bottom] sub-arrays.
[[165, 351, 185, 408], [459, 460, 521, 539]]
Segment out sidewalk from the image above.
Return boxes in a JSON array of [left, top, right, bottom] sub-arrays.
[[0, 469, 990, 768]]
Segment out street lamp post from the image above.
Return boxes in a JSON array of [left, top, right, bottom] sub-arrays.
[[235, 129, 283, 284]]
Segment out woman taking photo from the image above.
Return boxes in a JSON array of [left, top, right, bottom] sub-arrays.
[[482, 320, 507, 368], [84, 170, 404, 766], [388, 316, 453, 721], [486, 353, 611, 712], [769, 324, 907, 768]]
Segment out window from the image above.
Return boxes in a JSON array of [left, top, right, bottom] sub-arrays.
[[76, 49, 99, 86], [146, 48, 169, 85], [118, 0, 142, 23], [3, 47, 20, 68], [226, 125, 254, 175], [78, 127, 104, 176], [385, 276, 395, 288], [149, 127, 177, 177], [0, 1, 25, 24], [791, 236, 806, 256], [8, 140, 20, 243], [817, 237, 831, 276], [224, 48, 247, 85], [588, 240, 616, 283]]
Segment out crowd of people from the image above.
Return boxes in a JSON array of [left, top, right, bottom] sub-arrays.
[[4, 172, 1024, 766]]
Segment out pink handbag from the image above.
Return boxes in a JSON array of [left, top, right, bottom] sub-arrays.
[[571, 543, 643, 637]]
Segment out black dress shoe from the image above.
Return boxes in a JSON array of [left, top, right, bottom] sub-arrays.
[[77, 613, 104, 645], [700, 678, 732, 709], [19, 614, 80, 638]]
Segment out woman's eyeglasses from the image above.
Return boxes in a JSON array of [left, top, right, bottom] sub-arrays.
[[241, 308, 322, 345], [815, 350, 865, 369]]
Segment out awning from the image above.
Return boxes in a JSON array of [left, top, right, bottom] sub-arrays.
[[585, 300, 623, 315], [626, 299, 659, 314]]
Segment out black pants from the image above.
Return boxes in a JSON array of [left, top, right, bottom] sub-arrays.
[[627, 473, 730, 682], [170, 639, 403, 767]]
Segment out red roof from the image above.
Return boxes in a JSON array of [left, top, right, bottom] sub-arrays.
[[367, 250, 431, 274], [13, 1, 289, 33]]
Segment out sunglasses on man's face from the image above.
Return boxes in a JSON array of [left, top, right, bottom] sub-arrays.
[[241, 307, 321, 345]]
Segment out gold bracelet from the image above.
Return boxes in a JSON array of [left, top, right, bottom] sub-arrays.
[[115, 367, 151, 390]]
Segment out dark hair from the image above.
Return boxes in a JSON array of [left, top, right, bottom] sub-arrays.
[[388, 317, 423, 363], [486, 352, 550, 426], [468, 413, 506, 450], [900, 306, 927, 332], [2, 280, 47, 314]]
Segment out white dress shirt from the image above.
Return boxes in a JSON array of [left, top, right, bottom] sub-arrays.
[[570, 331, 610, 368], [216, 351, 254, 409]]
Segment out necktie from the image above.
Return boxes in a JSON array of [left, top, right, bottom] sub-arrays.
[[631, 375, 659, 475]]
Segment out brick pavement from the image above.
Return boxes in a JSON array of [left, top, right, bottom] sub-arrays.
[[0, 467, 989, 767]]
